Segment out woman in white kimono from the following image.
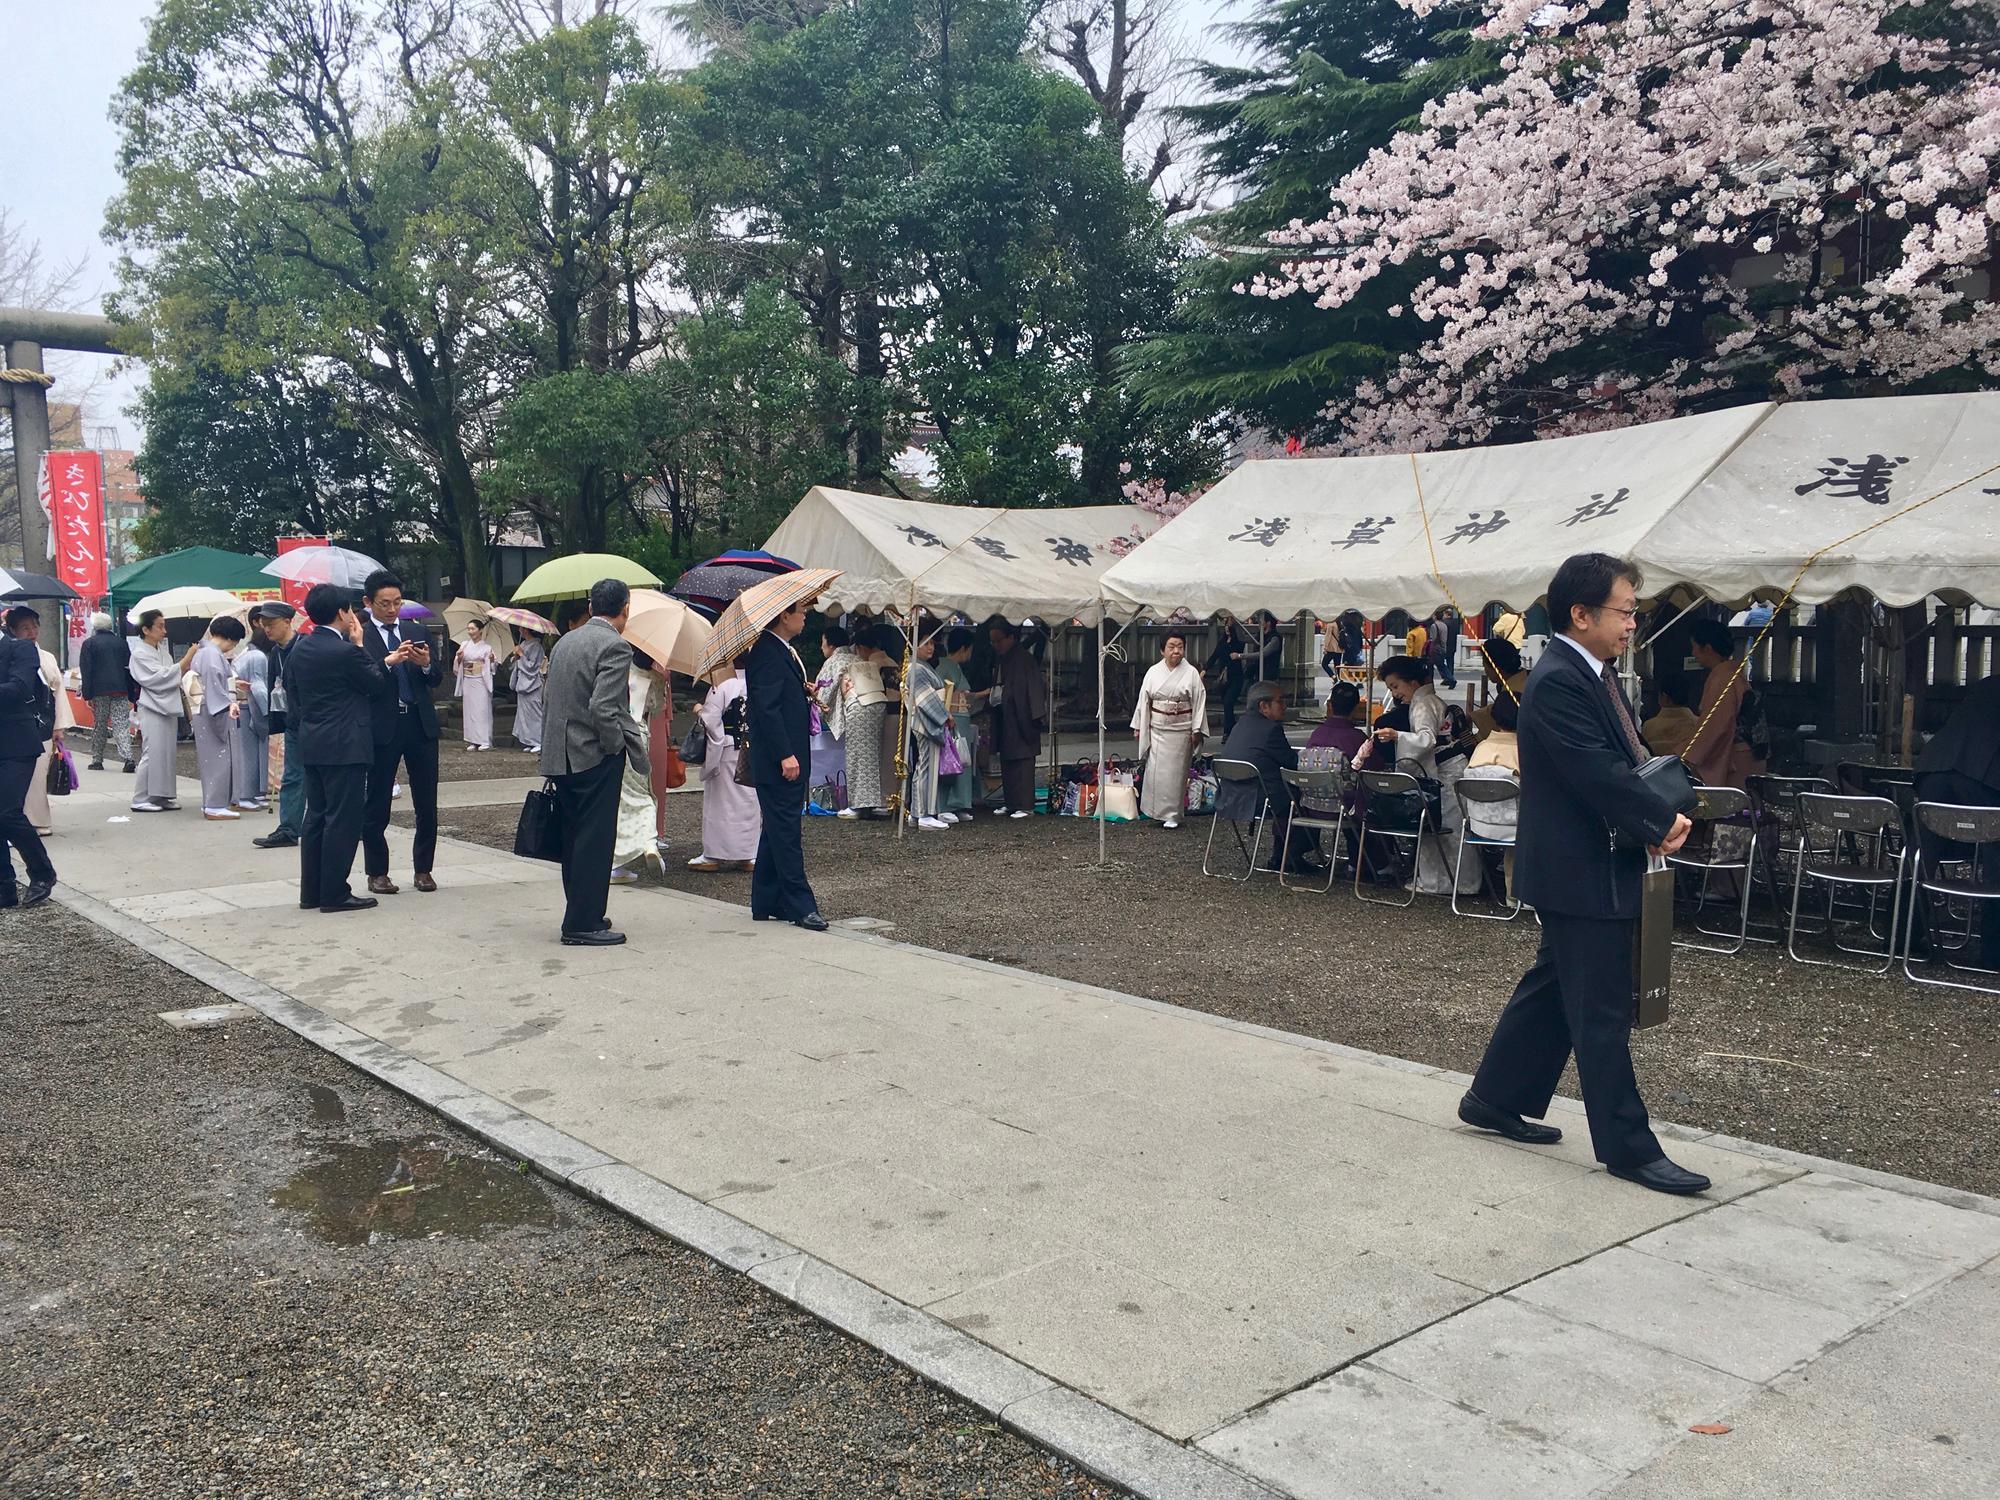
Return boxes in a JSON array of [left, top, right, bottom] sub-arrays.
[[230, 642, 271, 808], [453, 620, 496, 750], [610, 653, 667, 883], [510, 633, 546, 752], [1130, 627, 1207, 830], [1367, 655, 1479, 896], [687, 665, 761, 871], [127, 610, 187, 812]]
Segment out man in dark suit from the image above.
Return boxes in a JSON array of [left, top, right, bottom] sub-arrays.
[[1218, 682, 1325, 875], [1913, 674, 2000, 967], [357, 569, 444, 895], [746, 598, 825, 930], [289, 584, 394, 913], [1461, 553, 1704, 1196], [540, 578, 649, 945], [0, 615, 57, 909]]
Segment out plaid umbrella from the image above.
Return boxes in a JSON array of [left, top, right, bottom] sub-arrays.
[[693, 568, 841, 681], [487, 605, 558, 634]]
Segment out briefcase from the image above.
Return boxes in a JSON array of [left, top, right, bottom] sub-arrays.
[[1631, 855, 1673, 1029], [514, 779, 564, 863]]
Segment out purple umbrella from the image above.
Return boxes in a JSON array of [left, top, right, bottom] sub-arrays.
[[399, 601, 435, 620]]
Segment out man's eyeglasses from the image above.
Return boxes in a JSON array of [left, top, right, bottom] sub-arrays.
[[1592, 604, 1640, 621]]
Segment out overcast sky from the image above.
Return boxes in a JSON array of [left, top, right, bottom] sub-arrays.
[[2, 0, 1256, 448]]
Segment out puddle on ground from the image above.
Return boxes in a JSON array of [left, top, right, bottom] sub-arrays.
[[271, 1137, 558, 1247], [306, 1085, 347, 1124]]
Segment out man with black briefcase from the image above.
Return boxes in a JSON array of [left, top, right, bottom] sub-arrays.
[[1457, 553, 1707, 1196]]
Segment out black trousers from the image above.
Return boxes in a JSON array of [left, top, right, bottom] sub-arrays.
[[1914, 770, 2000, 968], [0, 754, 54, 889], [999, 755, 1037, 814], [300, 763, 369, 909], [1470, 911, 1661, 1168], [751, 773, 817, 922], [363, 711, 439, 877], [554, 753, 623, 935]]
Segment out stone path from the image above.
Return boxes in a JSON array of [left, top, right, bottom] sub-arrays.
[[43, 765, 2000, 1499]]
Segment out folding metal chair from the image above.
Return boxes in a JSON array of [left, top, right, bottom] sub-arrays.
[[1902, 802, 2000, 996], [1279, 767, 1346, 893], [1747, 773, 1832, 941], [1669, 786, 1757, 954], [1786, 792, 1906, 973], [1202, 757, 1270, 881], [1354, 769, 1427, 908], [1451, 777, 1522, 921]]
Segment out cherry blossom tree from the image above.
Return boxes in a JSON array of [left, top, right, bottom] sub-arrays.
[[1251, 0, 2000, 451]]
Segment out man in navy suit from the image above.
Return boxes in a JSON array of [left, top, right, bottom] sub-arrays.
[[745, 598, 824, 931], [1460, 553, 1705, 1195], [0, 614, 57, 908], [357, 569, 444, 895], [289, 584, 395, 913]]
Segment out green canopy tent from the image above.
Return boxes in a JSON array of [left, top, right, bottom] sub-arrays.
[[110, 546, 276, 623]]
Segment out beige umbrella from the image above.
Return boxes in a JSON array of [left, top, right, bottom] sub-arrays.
[[126, 586, 254, 624], [444, 595, 490, 640], [693, 568, 841, 681], [622, 589, 714, 676]]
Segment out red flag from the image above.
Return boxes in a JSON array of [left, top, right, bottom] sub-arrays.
[[275, 534, 329, 611]]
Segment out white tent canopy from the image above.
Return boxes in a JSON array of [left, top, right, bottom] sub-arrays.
[[1097, 393, 2000, 619], [761, 486, 1159, 624]]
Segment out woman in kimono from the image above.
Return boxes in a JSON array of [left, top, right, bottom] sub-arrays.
[[610, 652, 668, 883], [810, 624, 855, 810], [1131, 628, 1206, 830], [903, 632, 952, 831], [230, 641, 271, 809], [936, 627, 980, 819], [453, 619, 496, 750], [1365, 655, 1479, 897], [836, 626, 896, 819], [509, 632, 546, 753], [687, 664, 761, 871]]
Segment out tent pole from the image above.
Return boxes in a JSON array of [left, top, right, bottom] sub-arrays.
[[1638, 591, 1709, 652], [1046, 624, 1059, 805], [1097, 614, 1107, 866]]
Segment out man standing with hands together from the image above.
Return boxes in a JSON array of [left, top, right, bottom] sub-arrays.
[[358, 570, 444, 895], [290, 584, 394, 913], [1458, 553, 1704, 1195]]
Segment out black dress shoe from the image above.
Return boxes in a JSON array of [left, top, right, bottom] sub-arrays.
[[21, 879, 54, 909], [796, 911, 829, 932], [254, 832, 299, 849], [1609, 1158, 1711, 1195], [319, 895, 378, 914], [88, 760, 105, 771], [1457, 1090, 1563, 1145], [122, 761, 137, 773], [562, 928, 626, 946], [751, 912, 774, 922]]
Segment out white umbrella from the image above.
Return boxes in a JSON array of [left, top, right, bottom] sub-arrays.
[[623, 589, 713, 676], [262, 544, 384, 590], [127, 586, 254, 624]]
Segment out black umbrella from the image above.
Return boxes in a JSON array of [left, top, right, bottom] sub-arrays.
[[0, 567, 82, 602]]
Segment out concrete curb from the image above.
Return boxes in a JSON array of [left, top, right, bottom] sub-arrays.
[[54, 883, 1281, 1500]]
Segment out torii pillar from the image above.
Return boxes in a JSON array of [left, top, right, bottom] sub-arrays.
[[0, 306, 125, 572]]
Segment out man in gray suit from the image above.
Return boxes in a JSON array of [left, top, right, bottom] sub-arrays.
[[541, 578, 649, 945]]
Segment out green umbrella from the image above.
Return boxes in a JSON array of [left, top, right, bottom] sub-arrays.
[[511, 552, 662, 604]]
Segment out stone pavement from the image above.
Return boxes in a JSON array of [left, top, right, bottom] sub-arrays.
[[39, 764, 2000, 1499]]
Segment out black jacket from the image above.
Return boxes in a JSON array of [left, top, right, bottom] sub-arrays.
[[359, 615, 443, 743], [1514, 639, 1677, 920], [79, 627, 133, 701], [0, 635, 49, 762], [1917, 674, 2000, 792], [1220, 710, 1298, 810], [286, 626, 394, 766], [744, 629, 811, 786]]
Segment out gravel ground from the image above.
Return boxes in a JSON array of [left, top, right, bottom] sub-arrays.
[[0, 904, 1127, 1500], [428, 794, 2000, 1200]]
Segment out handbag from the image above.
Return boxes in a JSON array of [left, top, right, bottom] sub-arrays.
[[513, 779, 563, 862], [46, 741, 78, 797], [1610, 755, 1701, 850], [660, 744, 688, 791], [1101, 779, 1139, 822], [938, 727, 965, 777], [679, 721, 708, 766], [733, 729, 757, 787]]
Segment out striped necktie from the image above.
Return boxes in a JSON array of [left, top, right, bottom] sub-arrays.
[[1600, 661, 1647, 764]]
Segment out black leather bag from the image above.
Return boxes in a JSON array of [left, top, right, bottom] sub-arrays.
[[679, 721, 707, 766], [1610, 755, 1701, 850], [513, 779, 564, 862]]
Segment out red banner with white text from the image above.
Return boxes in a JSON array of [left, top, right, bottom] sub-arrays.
[[275, 534, 329, 613], [42, 450, 109, 642]]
